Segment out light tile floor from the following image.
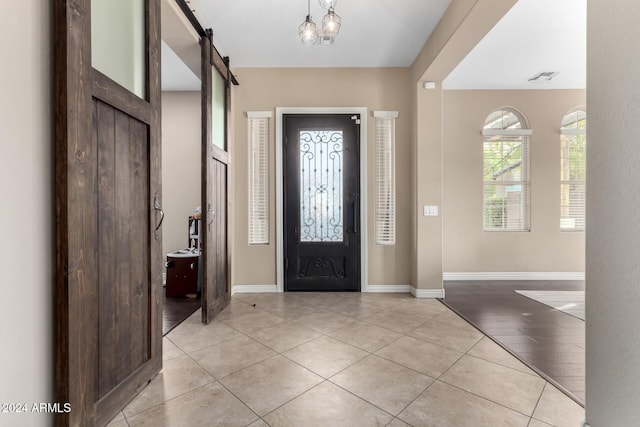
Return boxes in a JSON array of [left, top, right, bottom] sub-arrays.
[[110, 293, 584, 427]]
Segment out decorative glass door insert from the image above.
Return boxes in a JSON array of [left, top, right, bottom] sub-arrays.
[[299, 130, 344, 242]]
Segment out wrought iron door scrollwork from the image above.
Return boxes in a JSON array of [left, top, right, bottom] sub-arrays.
[[299, 257, 346, 278], [300, 130, 344, 242]]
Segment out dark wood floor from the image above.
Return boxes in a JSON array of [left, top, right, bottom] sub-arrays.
[[441, 280, 585, 406], [163, 291, 201, 335]]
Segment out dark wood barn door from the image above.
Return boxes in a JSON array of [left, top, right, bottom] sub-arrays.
[[54, 1, 162, 425], [200, 34, 231, 323], [283, 114, 361, 292]]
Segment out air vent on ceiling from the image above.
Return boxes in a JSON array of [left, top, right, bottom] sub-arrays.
[[528, 71, 559, 83]]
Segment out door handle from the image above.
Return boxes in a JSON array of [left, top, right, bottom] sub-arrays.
[[154, 196, 164, 240], [352, 201, 359, 234], [207, 203, 214, 231]]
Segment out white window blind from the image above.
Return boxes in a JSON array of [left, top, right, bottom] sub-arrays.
[[482, 108, 531, 231], [374, 111, 399, 245], [560, 108, 586, 231], [247, 111, 271, 244]]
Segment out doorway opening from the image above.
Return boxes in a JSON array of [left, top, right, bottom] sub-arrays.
[[161, 3, 235, 331], [160, 38, 203, 334]]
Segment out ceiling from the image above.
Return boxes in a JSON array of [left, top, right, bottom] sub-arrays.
[[161, 0, 586, 91], [190, 0, 451, 68], [444, 0, 586, 90]]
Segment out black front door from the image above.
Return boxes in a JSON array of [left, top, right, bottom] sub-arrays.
[[284, 114, 361, 291]]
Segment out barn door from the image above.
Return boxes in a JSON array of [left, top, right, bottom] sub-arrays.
[[200, 34, 231, 323], [54, 1, 162, 425]]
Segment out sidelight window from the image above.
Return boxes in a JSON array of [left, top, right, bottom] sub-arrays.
[[374, 111, 398, 245], [247, 112, 271, 245]]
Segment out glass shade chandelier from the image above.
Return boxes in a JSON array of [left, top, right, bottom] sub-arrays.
[[318, 0, 338, 9], [298, 0, 342, 45]]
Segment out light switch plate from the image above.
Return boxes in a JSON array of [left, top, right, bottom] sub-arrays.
[[423, 205, 438, 216]]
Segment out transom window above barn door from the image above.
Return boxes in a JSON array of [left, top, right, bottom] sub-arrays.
[[560, 108, 586, 231], [482, 108, 532, 232], [91, 0, 146, 99], [212, 69, 227, 150]]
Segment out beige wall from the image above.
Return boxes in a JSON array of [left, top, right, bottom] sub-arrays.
[[231, 68, 413, 287], [586, 0, 640, 423], [0, 1, 53, 426], [409, 0, 516, 292], [413, 84, 445, 290], [161, 91, 201, 256], [442, 90, 586, 272]]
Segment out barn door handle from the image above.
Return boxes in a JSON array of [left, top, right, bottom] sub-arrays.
[[207, 203, 214, 231], [352, 201, 359, 234], [154, 197, 164, 239]]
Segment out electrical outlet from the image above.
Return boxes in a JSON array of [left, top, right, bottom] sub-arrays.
[[423, 205, 438, 216]]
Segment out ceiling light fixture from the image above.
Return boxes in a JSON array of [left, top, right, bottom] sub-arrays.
[[299, 0, 319, 46], [322, 7, 341, 37], [299, 0, 342, 46], [318, 0, 338, 9]]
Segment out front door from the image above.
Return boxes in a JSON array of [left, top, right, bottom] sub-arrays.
[[54, 1, 162, 425], [284, 114, 361, 291]]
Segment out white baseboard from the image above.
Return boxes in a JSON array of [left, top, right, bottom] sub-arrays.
[[232, 284, 278, 295], [230, 284, 445, 299], [365, 284, 444, 298], [443, 272, 585, 281], [411, 287, 445, 299], [366, 284, 411, 293]]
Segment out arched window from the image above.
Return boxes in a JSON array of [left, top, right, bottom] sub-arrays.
[[560, 108, 586, 231], [482, 108, 531, 231]]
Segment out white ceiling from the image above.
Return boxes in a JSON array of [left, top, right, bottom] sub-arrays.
[[161, 0, 586, 90], [444, 0, 586, 90], [186, 0, 451, 68]]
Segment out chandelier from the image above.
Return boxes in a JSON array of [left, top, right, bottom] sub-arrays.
[[298, 0, 342, 46]]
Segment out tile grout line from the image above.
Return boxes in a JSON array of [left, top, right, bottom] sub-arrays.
[[234, 300, 428, 421], [405, 311, 533, 418], [121, 381, 218, 423], [465, 337, 543, 377], [183, 343, 267, 426], [319, 316, 444, 422], [427, 326, 546, 420], [527, 381, 550, 427], [324, 378, 406, 421], [439, 283, 585, 407], [189, 317, 330, 422], [387, 322, 466, 421], [259, 380, 332, 422], [154, 327, 269, 424], [158, 294, 554, 424]]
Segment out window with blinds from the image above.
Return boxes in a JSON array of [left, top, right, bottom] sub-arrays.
[[374, 111, 399, 245], [247, 111, 271, 244], [560, 108, 586, 231], [482, 108, 531, 231]]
